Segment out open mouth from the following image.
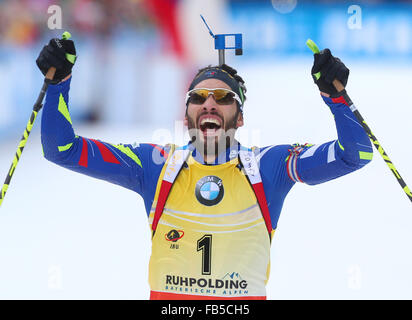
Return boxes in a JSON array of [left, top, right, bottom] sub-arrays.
[[199, 117, 223, 136]]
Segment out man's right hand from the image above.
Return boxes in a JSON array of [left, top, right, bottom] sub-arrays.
[[36, 36, 76, 84]]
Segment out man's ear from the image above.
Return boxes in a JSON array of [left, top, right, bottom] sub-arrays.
[[183, 106, 189, 127], [236, 111, 244, 128]]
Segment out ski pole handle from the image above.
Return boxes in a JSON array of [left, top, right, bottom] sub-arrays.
[[306, 39, 346, 92], [332, 79, 345, 92], [45, 67, 56, 80]]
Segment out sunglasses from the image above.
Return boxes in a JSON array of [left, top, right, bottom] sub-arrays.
[[185, 88, 242, 106]]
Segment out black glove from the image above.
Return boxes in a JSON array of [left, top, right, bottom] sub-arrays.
[[36, 37, 76, 84], [311, 48, 349, 96]]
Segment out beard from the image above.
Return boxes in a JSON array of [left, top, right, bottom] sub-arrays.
[[186, 110, 240, 161]]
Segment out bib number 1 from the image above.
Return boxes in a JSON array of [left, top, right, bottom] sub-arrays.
[[197, 234, 212, 275]]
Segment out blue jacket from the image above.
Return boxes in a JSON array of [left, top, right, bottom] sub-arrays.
[[41, 76, 372, 229]]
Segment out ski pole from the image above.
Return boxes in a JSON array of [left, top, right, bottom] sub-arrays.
[[0, 66, 56, 208], [306, 39, 412, 203], [0, 31, 74, 208]]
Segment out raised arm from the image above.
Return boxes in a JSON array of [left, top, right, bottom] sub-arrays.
[[37, 36, 168, 202], [41, 77, 145, 191], [287, 48, 373, 184]]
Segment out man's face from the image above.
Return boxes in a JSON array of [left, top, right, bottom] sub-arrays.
[[184, 79, 244, 153]]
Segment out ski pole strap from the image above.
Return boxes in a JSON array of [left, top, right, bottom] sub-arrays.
[[151, 147, 191, 235], [238, 148, 273, 239]]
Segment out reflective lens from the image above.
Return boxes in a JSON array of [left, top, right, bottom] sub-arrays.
[[185, 88, 242, 106]]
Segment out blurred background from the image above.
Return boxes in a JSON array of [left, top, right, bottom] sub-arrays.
[[0, 0, 412, 299]]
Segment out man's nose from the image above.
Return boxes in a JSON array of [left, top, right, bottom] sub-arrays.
[[202, 94, 218, 110]]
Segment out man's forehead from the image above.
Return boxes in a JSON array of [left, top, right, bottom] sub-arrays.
[[194, 79, 231, 90]]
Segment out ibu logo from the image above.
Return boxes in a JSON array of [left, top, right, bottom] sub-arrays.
[[195, 176, 224, 206]]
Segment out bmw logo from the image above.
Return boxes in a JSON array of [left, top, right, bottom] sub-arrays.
[[195, 176, 224, 206]]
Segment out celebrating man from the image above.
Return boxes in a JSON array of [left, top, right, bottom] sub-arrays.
[[37, 36, 372, 300]]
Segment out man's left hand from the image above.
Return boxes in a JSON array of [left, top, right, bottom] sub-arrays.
[[311, 48, 349, 96]]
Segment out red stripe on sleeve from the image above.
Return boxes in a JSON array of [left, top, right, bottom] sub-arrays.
[[331, 96, 349, 106], [293, 156, 304, 183], [149, 143, 168, 158], [78, 138, 88, 167], [286, 155, 295, 182], [90, 139, 120, 164]]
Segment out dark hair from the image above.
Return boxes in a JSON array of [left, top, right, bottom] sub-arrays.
[[192, 64, 247, 104]]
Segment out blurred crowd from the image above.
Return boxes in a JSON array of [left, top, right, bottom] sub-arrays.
[[0, 0, 189, 128], [0, 0, 411, 139], [0, 0, 159, 46], [2, 0, 412, 48]]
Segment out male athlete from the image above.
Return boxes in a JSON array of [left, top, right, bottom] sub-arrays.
[[37, 36, 373, 300]]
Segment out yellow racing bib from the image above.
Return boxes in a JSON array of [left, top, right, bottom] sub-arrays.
[[148, 146, 272, 299]]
